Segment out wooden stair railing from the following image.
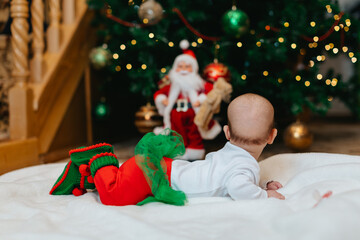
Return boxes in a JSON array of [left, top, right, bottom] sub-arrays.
[[0, 0, 95, 174]]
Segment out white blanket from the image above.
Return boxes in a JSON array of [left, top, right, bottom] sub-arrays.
[[1, 153, 360, 240]]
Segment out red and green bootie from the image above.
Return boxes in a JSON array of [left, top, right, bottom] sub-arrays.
[[49, 143, 119, 196]]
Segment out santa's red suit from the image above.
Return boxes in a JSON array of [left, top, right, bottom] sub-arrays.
[[154, 40, 221, 160]]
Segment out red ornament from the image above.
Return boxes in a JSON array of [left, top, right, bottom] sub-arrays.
[[203, 62, 231, 83]]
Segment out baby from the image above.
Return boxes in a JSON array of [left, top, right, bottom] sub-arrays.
[[50, 93, 284, 205]]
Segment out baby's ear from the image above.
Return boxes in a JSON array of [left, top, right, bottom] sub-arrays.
[[223, 125, 231, 140], [267, 128, 278, 144]]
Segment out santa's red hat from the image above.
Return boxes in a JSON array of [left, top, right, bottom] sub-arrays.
[[179, 40, 196, 59]]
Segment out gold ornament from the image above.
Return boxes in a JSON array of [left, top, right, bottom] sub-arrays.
[[138, 0, 163, 25], [135, 103, 162, 133], [284, 120, 313, 151]]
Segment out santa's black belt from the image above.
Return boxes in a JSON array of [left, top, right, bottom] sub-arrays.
[[173, 100, 192, 112]]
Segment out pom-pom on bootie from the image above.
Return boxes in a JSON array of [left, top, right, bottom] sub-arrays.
[[50, 143, 115, 196]]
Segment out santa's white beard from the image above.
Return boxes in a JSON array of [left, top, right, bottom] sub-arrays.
[[162, 70, 205, 128]]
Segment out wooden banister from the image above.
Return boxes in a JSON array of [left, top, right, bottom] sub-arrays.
[[63, 0, 75, 25], [47, 0, 61, 53], [30, 0, 44, 83]]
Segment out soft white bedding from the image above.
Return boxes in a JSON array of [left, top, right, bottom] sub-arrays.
[[1, 153, 360, 240]]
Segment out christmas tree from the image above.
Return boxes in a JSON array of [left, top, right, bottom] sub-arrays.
[[87, 0, 360, 122]]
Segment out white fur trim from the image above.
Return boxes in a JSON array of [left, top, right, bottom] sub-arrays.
[[173, 54, 199, 73], [198, 120, 222, 140], [153, 126, 165, 135], [177, 148, 205, 160], [154, 94, 167, 116], [180, 39, 189, 50], [198, 93, 207, 104]]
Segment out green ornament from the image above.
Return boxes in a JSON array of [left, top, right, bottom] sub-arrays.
[[94, 100, 110, 119], [222, 7, 249, 38], [89, 45, 112, 69]]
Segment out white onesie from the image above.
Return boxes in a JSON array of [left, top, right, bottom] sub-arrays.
[[170, 142, 268, 200]]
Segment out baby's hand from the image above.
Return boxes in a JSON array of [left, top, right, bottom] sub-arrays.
[[266, 181, 283, 190], [266, 190, 285, 200]]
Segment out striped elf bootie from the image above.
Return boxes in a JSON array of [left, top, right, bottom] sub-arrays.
[[50, 143, 117, 196]]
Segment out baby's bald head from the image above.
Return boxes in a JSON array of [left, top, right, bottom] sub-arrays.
[[226, 93, 275, 145]]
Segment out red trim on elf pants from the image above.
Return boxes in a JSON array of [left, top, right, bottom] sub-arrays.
[[49, 161, 73, 194], [94, 156, 173, 206]]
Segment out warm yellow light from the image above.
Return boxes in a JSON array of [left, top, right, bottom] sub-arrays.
[[328, 96, 333, 102], [329, 43, 334, 49], [344, 26, 349, 32], [325, 45, 331, 51], [305, 81, 310, 87], [317, 55, 322, 61], [308, 43, 313, 48], [284, 22, 289, 27], [313, 42, 318, 48], [115, 65, 121, 71], [352, 57, 357, 63], [334, 26, 340, 31], [334, 15, 339, 20], [131, 39, 137, 45], [191, 42, 197, 47], [321, 55, 326, 61], [296, 75, 301, 81], [317, 74, 323, 80], [326, 6, 332, 13], [278, 37, 284, 43], [149, 33, 155, 38], [313, 36, 319, 42], [126, 64, 132, 70], [346, 19, 351, 26], [310, 21, 316, 27], [333, 48, 339, 54], [263, 71, 269, 76], [168, 42, 174, 47], [331, 78, 338, 86], [256, 41, 261, 47], [241, 75, 247, 80], [113, 53, 119, 59], [300, 49, 306, 55], [309, 60, 315, 67], [215, 44, 220, 49], [277, 78, 283, 83], [237, 42, 243, 47], [342, 46, 348, 52], [349, 52, 354, 58], [120, 44, 126, 50], [265, 25, 270, 31], [250, 30, 255, 35], [339, 24, 344, 28], [161, 68, 166, 73], [325, 79, 331, 85], [197, 38, 203, 44], [291, 43, 297, 49], [143, 18, 149, 24], [141, 64, 147, 70]]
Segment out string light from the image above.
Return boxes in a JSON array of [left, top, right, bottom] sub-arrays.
[[316, 55, 322, 61], [326, 5, 332, 13], [305, 81, 310, 87], [237, 42, 243, 47], [345, 19, 351, 26], [334, 14, 339, 20], [352, 57, 357, 63], [160, 68, 166, 73], [191, 42, 197, 47], [113, 53, 119, 59], [309, 60, 315, 67], [334, 26, 340, 31], [141, 64, 147, 70], [342, 46, 348, 52], [333, 48, 339, 54], [263, 71, 269, 76], [115, 65, 121, 71], [296, 75, 301, 81], [149, 33, 155, 38], [215, 44, 220, 49], [250, 30, 255, 35], [317, 74, 323, 80], [328, 96, 333, 102], [291, 43, 297, 49], [278, 78, 283, 83], [168, 42, 174, 47], [344, 26, 349, 32], [321, 55, 326, 61], [284, 22, 289, 27], [278, 37, 284, 43], [131, 39, 137, 45], [313, 36, 319, 42], [310, 21, 316, 27], [197, 38, 203, 44], [300, 49, 306, 55], [331, 78, 338, 86], [349, 52, 354, 58], [265, 25, 270, 31], [241, 75, 247, 80], [325, 45, 331, 51], [325, 79, 331, 85], [143, 19, 149, 24], [126, 64, 132, 70], [120, 44, 126, 50], [313, 42, 318, 48], [256, 41, 261, 47]]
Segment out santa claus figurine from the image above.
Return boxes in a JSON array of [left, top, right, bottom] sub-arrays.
[[153, 40, 221, 160]]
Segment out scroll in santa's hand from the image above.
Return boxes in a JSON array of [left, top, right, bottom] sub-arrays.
[[194, 78, 233, 130]]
